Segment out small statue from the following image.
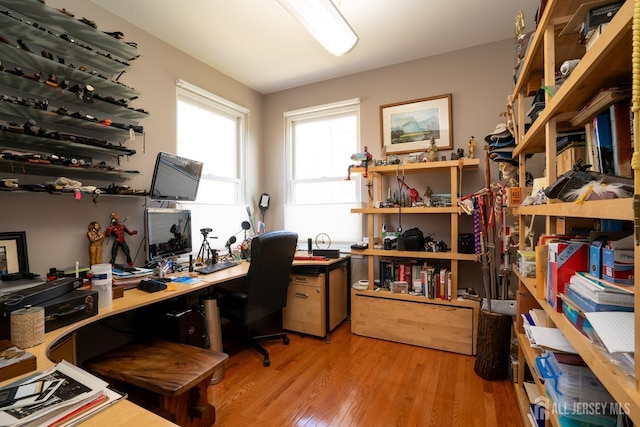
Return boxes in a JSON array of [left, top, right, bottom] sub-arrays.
[[105, 213, 137, 265], [468, 136, 476, 159], [87, 221, 105, 266], [427, 136, 438, 162], [423, 186, 433, 207]]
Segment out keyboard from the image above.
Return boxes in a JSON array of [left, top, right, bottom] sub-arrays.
[[196, 261, 240, 275]]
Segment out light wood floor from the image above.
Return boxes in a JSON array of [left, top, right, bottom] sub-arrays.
[[208, 321, 523, 427]]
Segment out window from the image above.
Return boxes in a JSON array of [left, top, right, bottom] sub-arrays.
[[176, 80, 249, 251], [284, 99, 364, 248]]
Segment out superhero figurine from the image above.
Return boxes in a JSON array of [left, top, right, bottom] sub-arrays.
[[105, 213, 137, 265]]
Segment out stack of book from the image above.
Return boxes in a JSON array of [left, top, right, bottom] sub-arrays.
[[560, 272, 634, 339], [111, 267, 154, 290]]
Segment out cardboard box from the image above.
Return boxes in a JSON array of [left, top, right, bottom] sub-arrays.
[[535, 245, 548, 299], [557, 146, 586, 176], [547, 241, 589, 312], [556, 217, 595, 235], [507, 187, 532, 207], [602, 248, 634, 284]]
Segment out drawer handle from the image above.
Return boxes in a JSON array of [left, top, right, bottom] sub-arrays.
[[294, 277, 308, 283], [295, 292, 308, 298]]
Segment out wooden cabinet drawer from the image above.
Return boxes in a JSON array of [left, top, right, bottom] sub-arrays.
[[351, 292, 475, 355], [283, 275, 325, 337]]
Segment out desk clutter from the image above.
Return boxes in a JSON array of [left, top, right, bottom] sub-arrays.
[[0, 276, 99, 347]]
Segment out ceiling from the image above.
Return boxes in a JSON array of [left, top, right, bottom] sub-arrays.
[[90, 0, 540, 94]]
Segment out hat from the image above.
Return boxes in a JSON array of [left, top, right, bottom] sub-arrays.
[[484, 123, 512, 143], [488, 138, 516, 150]]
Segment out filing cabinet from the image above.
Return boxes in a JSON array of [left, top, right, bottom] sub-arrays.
[[283, 260, 348, 339]]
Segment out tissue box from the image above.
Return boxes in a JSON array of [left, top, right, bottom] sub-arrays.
[[602, 248, 634, 284]]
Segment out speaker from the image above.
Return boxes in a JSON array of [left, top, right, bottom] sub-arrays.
[[307, 238, 312, 254]]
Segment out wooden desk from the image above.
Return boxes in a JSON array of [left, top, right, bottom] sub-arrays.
[[0, 261, 251, 426]]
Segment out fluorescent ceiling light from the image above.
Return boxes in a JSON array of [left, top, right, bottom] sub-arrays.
[[277, 0, 359, 56]]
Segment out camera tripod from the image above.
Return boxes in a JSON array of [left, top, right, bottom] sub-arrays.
[[197, 229, 218, 264]]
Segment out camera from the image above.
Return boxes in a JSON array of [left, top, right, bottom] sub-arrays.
[[200, 228, 212, 235]]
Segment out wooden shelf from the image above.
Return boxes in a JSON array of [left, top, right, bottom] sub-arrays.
[[512, 197, 633, 221], [513, 0, 632, 156], [351, 206, 461, 214], [351, 288, 480, 309], [510, 0, 638, 423], [352, 248, 477, 261], [350, 158, 481, 354]]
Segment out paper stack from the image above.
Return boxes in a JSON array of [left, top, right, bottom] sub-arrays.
[[0, 360, 125, 426]]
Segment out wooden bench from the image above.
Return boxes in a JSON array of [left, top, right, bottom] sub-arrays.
[[85, 337, 228, 427]]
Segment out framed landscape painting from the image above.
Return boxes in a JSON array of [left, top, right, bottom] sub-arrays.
[[380, 93, 453, 155]]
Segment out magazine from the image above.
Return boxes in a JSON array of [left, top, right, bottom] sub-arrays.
[[0, 361, 122, 427]]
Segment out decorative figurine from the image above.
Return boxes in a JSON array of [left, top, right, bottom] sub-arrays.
[[423, 186, 433, 207], [451, 148, 465, 160], [468, 136, 476, 159], [105, 213, 137, 265], [427, 137, 438, 162], [87, 221, 105, 266]]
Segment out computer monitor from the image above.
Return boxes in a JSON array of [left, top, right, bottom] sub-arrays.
[[145, 208, 193, 262], [149, 152, 203, 201]]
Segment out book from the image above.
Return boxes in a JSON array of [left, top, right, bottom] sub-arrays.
[[570, 86, 630, 127], [609, 100, 633, 178], [567, 286, 633, 312], [593, 111, 614, 174], [569, 275, 633, 304], [575, 271, 634, 294], [530, 309, 546, 327]]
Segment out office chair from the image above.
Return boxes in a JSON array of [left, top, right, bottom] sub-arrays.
[[215, 230, 298, 367]]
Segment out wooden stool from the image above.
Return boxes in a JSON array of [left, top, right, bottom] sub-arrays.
[[85, 337, 228, 427]]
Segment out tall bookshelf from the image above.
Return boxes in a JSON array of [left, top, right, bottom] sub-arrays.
[[350, 159, 481, 355], [510, 0, 639, 425]]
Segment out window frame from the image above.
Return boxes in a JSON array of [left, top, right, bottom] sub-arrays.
[[176, 79, 249, 205], [284, 98, 362, 204]]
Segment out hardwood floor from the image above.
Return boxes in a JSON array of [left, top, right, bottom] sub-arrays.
[[208, 321, 523, 426]]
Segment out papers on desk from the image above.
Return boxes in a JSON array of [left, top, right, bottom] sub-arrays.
[[0, 360, 125, 426], [584, 311, 634, 354], [528, 326, 578, 354]]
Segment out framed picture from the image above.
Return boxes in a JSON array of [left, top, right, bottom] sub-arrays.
[[0, 232, 29, 275], [380, 93, 453, 155]]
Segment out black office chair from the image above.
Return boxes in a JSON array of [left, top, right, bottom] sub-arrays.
[[215, 230, 298, 367]]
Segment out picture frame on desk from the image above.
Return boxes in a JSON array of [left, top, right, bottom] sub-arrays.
[[380, 93, 453, 154], [0, 231, 29, 275]]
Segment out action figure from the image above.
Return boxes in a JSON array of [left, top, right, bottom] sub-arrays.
[[105, 213, 137, 265], [346, 146, 373, 179], [87, 221, 105, 266]]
